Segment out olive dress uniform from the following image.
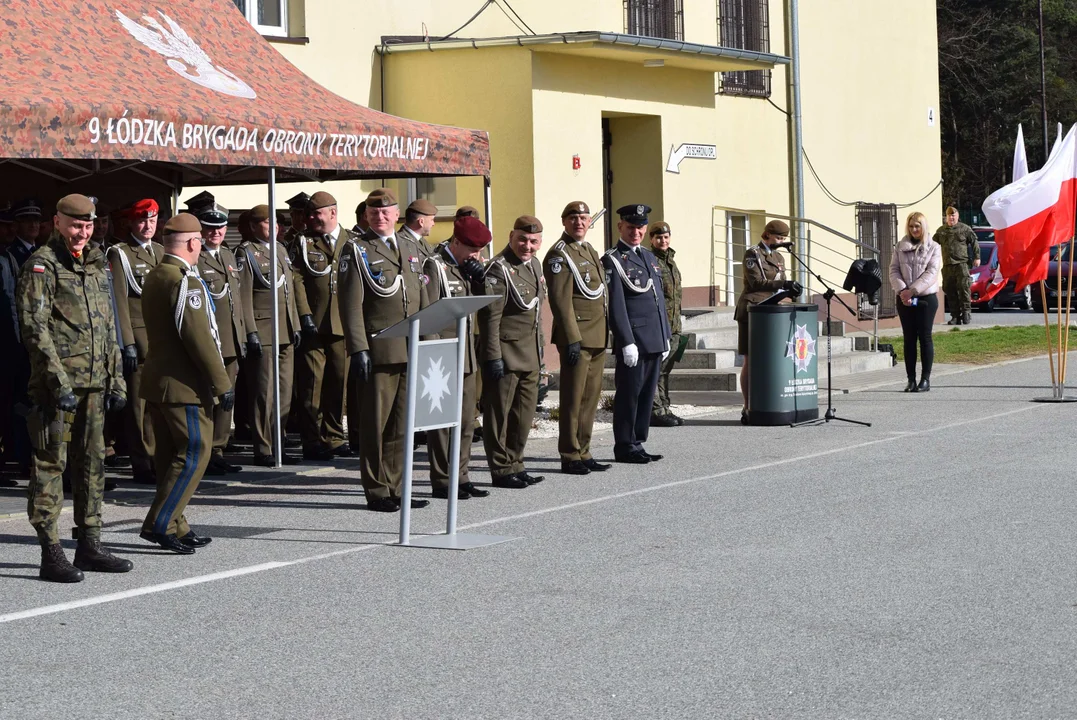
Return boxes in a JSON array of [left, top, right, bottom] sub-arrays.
[[197, 244, 253, 461], [424, 245, 480, 494], [935, 221, 979, 323], [338, 226, 430, 505], [543, 228, 608, 467], [292, 225, 351, 455], [17, 231, 126, 549], [139, 254, 231, 543], [603, 229, 671, 462], [650, 238, 682, 423], [108, 234, 163, 477], [734, 242, 789, 355], [236, 236, 301, 461], [479, 244, 545, 482]]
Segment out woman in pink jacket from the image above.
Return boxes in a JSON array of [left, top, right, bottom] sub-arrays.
[[889, 211, 942, 392]]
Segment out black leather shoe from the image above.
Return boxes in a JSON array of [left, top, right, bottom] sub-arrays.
[[252, 454, 300, 466], [741, 409, 749, 425], [368, 497, 400, 513], [104, 454, 131, 468], [73, 537, 134, 573], [303, 446, 335, 461], [141, 531, 196, 555], [517, 471, 544, 485], [904, 380, 918, 393], [40, 544, 84, 583], [583, 459, 611, 472], [461, 482, 490, 497], [281, 454, 300, 465], [492, 474, 528, 489], [561, 460, 590, 475], [410, 498, 430, 509], [918, 377, 931, 392], [204, 459, 228, 476], [650, 414, 679, 428], [432, 486, 469, 500], [104, 479, 117, 492], [615, 451, 651, 464], [179, 531, 212, 548], [642, 452, 663, 462], [132, 469, 157, 485], [330, 443, 354, 457], [210, 456, 242, 473]]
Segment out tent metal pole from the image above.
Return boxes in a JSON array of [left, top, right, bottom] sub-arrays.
[[172, 187, 179, 216], [484, 176, 493, 259], [268, 167, 282, 468]]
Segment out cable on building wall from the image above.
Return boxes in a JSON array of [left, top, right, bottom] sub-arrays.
[[497, 0, 537, 35], [441, 0, 495, 40]]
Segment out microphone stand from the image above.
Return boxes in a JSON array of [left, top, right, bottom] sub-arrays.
[[784, 246, 872, 428]]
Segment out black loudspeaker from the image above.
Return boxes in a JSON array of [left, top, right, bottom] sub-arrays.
[[843, 259, 883, 306]]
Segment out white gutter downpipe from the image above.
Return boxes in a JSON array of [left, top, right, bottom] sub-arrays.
[[788, 0, 807, 292]]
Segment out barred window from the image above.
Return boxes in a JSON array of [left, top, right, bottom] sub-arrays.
[[717, 0, 771, 98], [624, 0, 684, 41], [856, 203, 898, 319]]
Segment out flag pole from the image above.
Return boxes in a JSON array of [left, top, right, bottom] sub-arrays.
[[1057, 253, 1064, 394], [1064, 236, 1075, 386], [1040, 280, 1056, 388]]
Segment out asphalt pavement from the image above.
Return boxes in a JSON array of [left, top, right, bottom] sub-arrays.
[[0, 355, 1075, 719]]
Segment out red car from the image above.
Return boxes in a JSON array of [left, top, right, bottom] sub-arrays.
[[968, 229, 1033, 311], [1032, 241, 1077, 312]]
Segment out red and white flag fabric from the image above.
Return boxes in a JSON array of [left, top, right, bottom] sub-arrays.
[[982, 123, 1077, 290], [1049, 122, 1064, 161], [1013, 124, 1029, 181]]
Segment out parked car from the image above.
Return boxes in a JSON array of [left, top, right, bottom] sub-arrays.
[[1032, 241, 1077, 313], [969, 231, 1033, 311]]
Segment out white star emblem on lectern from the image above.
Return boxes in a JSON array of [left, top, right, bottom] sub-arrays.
[[421, 357, 452, 413]]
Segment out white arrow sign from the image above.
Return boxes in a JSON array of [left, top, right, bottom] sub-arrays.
[[666, 143, 717, 173]]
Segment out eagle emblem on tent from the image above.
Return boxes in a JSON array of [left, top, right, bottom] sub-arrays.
[[116, 10, 257, 100]]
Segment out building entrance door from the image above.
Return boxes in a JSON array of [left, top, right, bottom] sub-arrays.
[[600, 112, 664, 251]]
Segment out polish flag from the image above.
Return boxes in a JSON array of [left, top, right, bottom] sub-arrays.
[[1013, 124, 1028, 181], [982, 123, 1077, 290], [1049, 122, 1063, 161]]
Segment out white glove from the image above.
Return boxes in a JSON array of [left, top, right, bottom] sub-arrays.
[[661, 339, 670, 362], [623, 343, 639, 368]]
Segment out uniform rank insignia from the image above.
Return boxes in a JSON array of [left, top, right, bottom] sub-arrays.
[[187, 291, 202, 310], [550, 262, 562, 274]]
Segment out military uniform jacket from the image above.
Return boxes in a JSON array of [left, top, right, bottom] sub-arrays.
[[399, 224, 436, 259], [15, 232, 125, 400], [734, 243, 787, 322], [543, 233, 608, 348], [107, 237, 164, 356], [602, 241, 671, 355], [197, 246, 254, 360], [291, 227, 352, 336], [237, 239, 301, 345], [651, 246, 682, 335], [934, 222, 979, 266], [140, 255, 230, 407], [7, 237, 35, 272], [479, 247, 545, 372], [337, 231, 430, 365], [424, 246, 479, 375]]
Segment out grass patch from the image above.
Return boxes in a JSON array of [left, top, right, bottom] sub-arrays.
[[881, 324, 1075, 365]]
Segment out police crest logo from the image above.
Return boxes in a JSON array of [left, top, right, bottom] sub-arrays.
[[116, 10, 257, 100], [786, 324, 816, 373], [550, 258, 563, 274]]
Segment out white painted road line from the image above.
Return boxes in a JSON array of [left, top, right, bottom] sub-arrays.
[[0, 402, 1047, 625]]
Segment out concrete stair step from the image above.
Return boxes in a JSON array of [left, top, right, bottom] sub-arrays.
[[681, 307, 738, 331], [693, 329, 858, 356], [603, 349, 731, 370]]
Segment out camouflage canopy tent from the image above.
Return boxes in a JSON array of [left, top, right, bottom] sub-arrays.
[[0, 0, 493, 467], [0, 0, 491, 197]]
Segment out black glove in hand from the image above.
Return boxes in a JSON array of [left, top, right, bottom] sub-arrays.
[[351, 350, 372, 383], [218, 389, 235, 412], [293, 332, 301, 348], [246, 332, 262, 358], [460, 258, 485, 284], [300, 314, 318, 338], [485, 358, 505, 381], [565, 341, 581, 367], [57, 392, 78, 412], [104, 393, 126, 413], [782, 280, 803, 294], [121, 345, 138, 376]]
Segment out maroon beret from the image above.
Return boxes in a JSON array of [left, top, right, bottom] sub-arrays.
[[453, 216, 492, 248]]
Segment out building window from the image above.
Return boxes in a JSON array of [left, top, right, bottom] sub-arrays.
[[417, 177, 458, 217], [624, 0, 684, 41], [855, 203, 898, 319], [717, 0, 771, 98], [233, 0, 288, 37]]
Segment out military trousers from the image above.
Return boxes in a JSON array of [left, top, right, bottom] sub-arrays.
[[142, 402, 213, 539], [27, 390, 106, 545], [557, 346, 605, 462], [613, 350, 662, 455], [942, 264, 972, 317], [429, 370, 476, 491], [125, 363, 156, 472], [295, 333, 347, 452], [482, 368, 538, 479], [358, 363, 407, 502], [211, 356, 240, 458], [651, 333, 681, 417], [249, 342, 294, 457]]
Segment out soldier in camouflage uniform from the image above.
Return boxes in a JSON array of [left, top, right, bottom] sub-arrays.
[[17, 195, 132, 583], [935, 206, 980, 325], [648, 222, 684, 427]]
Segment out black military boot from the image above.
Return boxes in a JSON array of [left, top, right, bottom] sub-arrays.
[[40, 543, 84, 583], [73, 535, 134, 573]]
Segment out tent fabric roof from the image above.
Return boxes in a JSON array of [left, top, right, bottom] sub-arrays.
[[0, 0, 491, 188]]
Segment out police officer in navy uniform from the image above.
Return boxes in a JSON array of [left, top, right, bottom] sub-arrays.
[[602, 205, 671, 464]]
